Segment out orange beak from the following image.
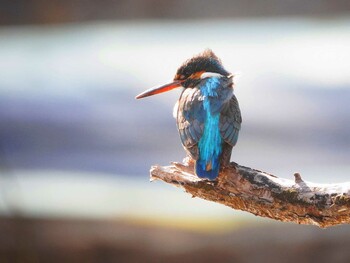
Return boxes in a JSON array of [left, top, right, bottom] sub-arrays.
[[135, 80, 183, 99]]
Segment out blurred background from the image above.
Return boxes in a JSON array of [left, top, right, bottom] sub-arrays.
[[0, 1, 350, 262]]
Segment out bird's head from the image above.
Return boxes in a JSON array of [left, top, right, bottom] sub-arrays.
[[135, 49, 231, 99]]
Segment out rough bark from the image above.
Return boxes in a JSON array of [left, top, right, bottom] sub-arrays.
[[150, 161, 350, 228]]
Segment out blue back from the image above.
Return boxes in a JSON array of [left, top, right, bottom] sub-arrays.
[[176, 75, 240, 180], [196, 77, 223, 180]]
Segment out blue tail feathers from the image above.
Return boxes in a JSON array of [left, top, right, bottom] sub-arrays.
[[195, 157, 220, 180]]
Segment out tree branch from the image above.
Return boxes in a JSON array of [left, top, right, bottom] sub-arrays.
[[150, 162, 350, 228]]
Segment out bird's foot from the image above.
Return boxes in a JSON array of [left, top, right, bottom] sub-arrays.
[[171, 157, 195, 175], [182, 156, 195, 167]]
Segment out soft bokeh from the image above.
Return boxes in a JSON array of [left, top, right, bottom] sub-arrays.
[[0, 1, 350, 262]]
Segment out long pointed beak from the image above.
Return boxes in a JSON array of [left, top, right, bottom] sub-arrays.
[[135, 80, 182, 99]]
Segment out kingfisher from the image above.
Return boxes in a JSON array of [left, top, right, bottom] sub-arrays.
[[136, 49, 242, 180]]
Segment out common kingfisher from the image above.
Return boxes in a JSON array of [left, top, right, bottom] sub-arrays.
[[136, 49, 242, 180]]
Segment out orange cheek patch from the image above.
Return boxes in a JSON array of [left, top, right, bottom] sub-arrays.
[[191, 71, 205, 80]]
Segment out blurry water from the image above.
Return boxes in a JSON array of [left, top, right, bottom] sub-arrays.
[[0, 18, 349, 220]]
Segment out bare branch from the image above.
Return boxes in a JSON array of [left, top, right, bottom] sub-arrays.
[[150, 162, 350, 228]]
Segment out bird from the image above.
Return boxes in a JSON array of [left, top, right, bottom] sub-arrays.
[[136, 49, 242, 180]]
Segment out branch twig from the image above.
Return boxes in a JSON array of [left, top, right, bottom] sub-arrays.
[[150, 162, 350, 228]]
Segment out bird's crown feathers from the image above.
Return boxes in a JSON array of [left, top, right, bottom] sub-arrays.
[[175, 49, 229, 81]]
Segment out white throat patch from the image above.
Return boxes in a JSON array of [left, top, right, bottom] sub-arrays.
[[200, 72, 224, 79]]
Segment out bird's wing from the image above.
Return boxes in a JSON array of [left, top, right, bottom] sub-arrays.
[[176, 88, 205, 158], [220, 94, 242, 146]]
